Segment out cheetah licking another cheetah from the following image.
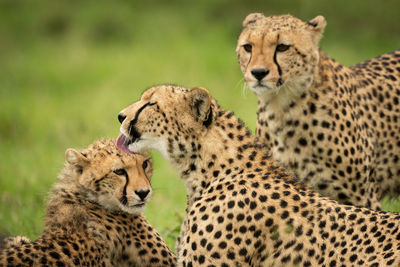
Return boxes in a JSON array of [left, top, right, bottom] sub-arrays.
[[0, 139, 175, 267], [117, 85, 400, 266], [237, 13, 400, 210]]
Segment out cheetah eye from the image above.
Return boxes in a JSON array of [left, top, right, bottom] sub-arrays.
[[243, 44, 252, 53], [142, 159, 149, 170], [276, 44, 291, 52], [113, 169, 127, 176]]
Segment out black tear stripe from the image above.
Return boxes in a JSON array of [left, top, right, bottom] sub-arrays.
[[120, 171, 129, 206], [245, 33, 253, 72], [128, 102, 156, 138], [274, 34, 283, 77], [273, 46, 284, 86], [131, 102, 156, 126], [273, 51, 282, 76]]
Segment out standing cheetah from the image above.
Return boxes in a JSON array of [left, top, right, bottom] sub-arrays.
[[117, 85, 400, 266], [236, 13, 400, 210], [0, 138, 176, 267]]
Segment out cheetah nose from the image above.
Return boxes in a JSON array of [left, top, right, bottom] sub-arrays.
[[118, 113, 126, 124], [251, 68, 269, 81], [135, 190, 150, 201]]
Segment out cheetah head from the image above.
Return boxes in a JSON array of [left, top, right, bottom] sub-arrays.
[[116, 85, 213, 162], [237, 13, 326, 101], [65, 139, 153, 214]]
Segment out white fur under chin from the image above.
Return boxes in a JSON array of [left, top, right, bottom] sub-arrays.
[[90, 193, 119, 211], [128, 136, 170, 160], [250, 76, 312, 108], [249, 83, 280, 98], [246, 79, 276, 91], [90, 192, 147, 215], [118, 202, 146, 214]]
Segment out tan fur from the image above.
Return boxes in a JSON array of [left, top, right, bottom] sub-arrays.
[[117, 85, 400, 266], [0, 139, 175, 267], [0, 236, 30, 250], [237, 13, 400, 210]]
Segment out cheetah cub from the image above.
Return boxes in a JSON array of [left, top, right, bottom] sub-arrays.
[[0, 138, 176, 267]]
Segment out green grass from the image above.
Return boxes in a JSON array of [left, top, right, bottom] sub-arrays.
[[0, 0, 400, 250]]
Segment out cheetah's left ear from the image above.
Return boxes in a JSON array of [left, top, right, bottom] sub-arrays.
[[65, 149, 90, 171], [189, 87, 213, 127], [306, 15, 326, 43]]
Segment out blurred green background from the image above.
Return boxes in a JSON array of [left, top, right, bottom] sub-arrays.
[[1, 0, 399, 250]]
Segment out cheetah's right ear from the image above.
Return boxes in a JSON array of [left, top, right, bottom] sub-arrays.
[[306, 15, 326, 43], [242, 13, 264, 27], [65, 149, 90, 171], [189, 87, 212, 127]]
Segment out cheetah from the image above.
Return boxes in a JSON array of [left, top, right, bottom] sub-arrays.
[[236, 13, 400, 210], [117, 85, 400, 266], [0, 138, 176, 267], [0, 236, 30, 252]]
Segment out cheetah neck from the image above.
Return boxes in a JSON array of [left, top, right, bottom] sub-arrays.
[[255, 51, 363, 185], [44, 172, 124, 238], [45, 178, 99, 230], [168, 103, 270, 207], [256, 51, 350, 143]]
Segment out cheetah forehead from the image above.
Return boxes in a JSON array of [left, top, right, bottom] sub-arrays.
[[82, 139, 120, 158], [246, 14, 307, 32], [80, 138, 147, 163], [139, 84, 186, 104]]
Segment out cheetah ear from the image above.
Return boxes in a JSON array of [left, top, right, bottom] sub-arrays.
[[306, 15, 326, 43], [189, 87, 212, 127], [65, 149, 89, 172], [242, 13, 264, 27]]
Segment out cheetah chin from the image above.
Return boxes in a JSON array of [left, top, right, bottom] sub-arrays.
[[250, 82, 281, 96]]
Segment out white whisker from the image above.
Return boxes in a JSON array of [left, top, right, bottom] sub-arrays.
[[241, 80, 251, 98], [234, 77, 245, 90], [233, 78, 248, 99]]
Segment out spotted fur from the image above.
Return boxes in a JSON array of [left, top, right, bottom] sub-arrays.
[[0, 139, 175, 267], [117, 85, 400, 266], [237, 13, 400, 210]]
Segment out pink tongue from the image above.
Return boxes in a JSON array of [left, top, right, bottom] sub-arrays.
[[116, 134, 135, 154]]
